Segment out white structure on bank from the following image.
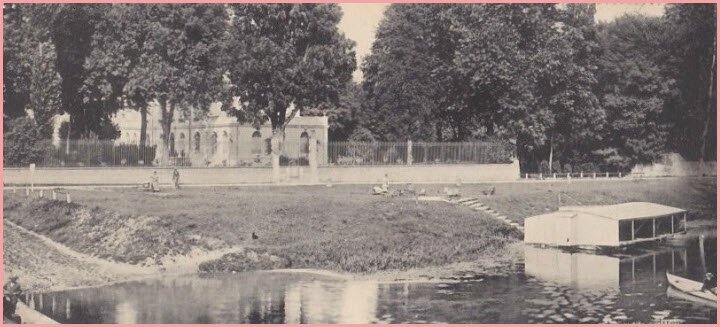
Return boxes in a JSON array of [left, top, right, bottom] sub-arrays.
[[112, 102, 329, 167], [524, 202, 687, 247]]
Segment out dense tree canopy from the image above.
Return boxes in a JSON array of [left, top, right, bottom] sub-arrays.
[[3, 3, 715, 171], [359, 3, 716, 170], [222, 4, 356, 137]]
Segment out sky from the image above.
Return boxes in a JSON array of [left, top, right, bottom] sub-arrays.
[[338, 3, 667, 81]]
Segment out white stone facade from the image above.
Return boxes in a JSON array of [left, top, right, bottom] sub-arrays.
[[113, 103, 328, 167]]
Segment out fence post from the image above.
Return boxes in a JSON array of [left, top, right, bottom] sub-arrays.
[[593, 172, 597, 179], [66, 193, 71, 204], [606, 172, 609, 178], [309, 138, 318, 183], [525, 173, 529, 179], [39, 190, 44, 198], [407, 140, 413, 165], [619, 172, 622, 178], [567, 173, 571, 179], [553, 173, 557, 179], [580, 171, 584, 178], [52, 190, 57, 201]]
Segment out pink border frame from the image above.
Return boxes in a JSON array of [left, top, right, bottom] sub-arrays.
[[0, 1, 717, 326]]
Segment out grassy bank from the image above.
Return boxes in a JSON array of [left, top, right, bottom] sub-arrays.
[[419, 178, 716, 224], [3, 185, 520, 274], [4, 178, 714, 277]]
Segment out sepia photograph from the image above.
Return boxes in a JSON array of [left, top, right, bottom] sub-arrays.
[[2, 1, 717, 324]]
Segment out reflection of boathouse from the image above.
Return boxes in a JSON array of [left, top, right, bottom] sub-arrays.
[[524, 246, 689, 291], [524, 202, 687, 247]]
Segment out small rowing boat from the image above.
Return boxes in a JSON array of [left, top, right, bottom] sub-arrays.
[[666, 272, 717, 307]]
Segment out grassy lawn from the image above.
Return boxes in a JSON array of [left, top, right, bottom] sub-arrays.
[[416, 178, 717, 224], [3, 185, 520, 273], [4, 178, 714, 274]]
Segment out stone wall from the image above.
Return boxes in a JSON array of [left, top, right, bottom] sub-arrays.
[[630, 153, 716, 177], [3, 161, 521, 186]]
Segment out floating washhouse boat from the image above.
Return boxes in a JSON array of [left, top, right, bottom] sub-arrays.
[[524, 202, 687, 248]]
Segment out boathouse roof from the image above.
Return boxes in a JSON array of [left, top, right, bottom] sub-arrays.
[[557, 202, 686, 221]]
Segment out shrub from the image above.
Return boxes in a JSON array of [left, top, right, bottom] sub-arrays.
[[3, 117, 48, 167]]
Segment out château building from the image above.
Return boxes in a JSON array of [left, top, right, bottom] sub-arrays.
[[112, 102, 329, 167]]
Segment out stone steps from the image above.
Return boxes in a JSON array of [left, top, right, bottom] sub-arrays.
[[450, 195, 523, 232]]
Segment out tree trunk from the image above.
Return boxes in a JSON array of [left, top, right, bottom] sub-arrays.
[[159, 99, 174, 166], [139, 106, 148, 153], [548, 136, 554, 174], [65, 115, 71, 155], [700, 39, 716, 162]]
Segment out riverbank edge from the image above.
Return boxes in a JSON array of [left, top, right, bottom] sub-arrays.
[[5, 216, 525, 294]]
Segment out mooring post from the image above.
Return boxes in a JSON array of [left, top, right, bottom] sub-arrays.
[[567, 173, 571, 179], [580, 171, 584, 178], [525, 173, 529, 179], [593, 172, 597, 179], [52, 190, 57, 200], [66, 193, 71, 204], [606, 172, 609, 178], [699, 235, 707, 274], [553, 173, 557, 179], [39, 189, 44, 198]]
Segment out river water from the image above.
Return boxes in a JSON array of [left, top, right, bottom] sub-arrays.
[[31, 239, 716, 324]]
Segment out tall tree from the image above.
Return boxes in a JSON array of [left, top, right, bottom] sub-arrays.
[[3, 4, 33, 123], [536, 4, 605, 168], [663, 4, 716, 161], [595, 15, 674, 169], [84, 4, 154, 150], [40, 4, 116, 139], [28, 41, 63, 139], [223, 4, 356, 143], [142, 4, 228, 164], [361, 4, 457, 141], [3, 4, 64, 139]]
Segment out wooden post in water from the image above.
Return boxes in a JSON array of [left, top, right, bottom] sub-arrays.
[[699, 235, 707, 274], [66, 298, 71, 319]]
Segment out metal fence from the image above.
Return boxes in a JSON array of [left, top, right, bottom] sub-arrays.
[[5, 139, 516, 168], [326, 141, 515, 166], [3, 139, 157, 168]]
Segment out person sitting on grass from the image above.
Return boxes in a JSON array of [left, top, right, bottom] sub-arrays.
[[150, 170, 160, 192], [372, 174, 391, 195]]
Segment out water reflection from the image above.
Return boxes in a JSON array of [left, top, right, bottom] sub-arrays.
[[33, 239, 715, 324], [524, 246, 690, 291]]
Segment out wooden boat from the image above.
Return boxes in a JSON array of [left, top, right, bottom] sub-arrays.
[[666, 272, 717, 307]]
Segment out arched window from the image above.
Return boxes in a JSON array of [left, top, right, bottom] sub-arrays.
[[251, 131, 262, 155], [210, 132, 218, 155], [194, 132, 201, 152], [300, 131, 310, 155], [169, 133, 176, 156]]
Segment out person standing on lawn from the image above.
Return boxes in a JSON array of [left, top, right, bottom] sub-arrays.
[[150, 170, 160, 192], [172, 169, 181, 189]]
